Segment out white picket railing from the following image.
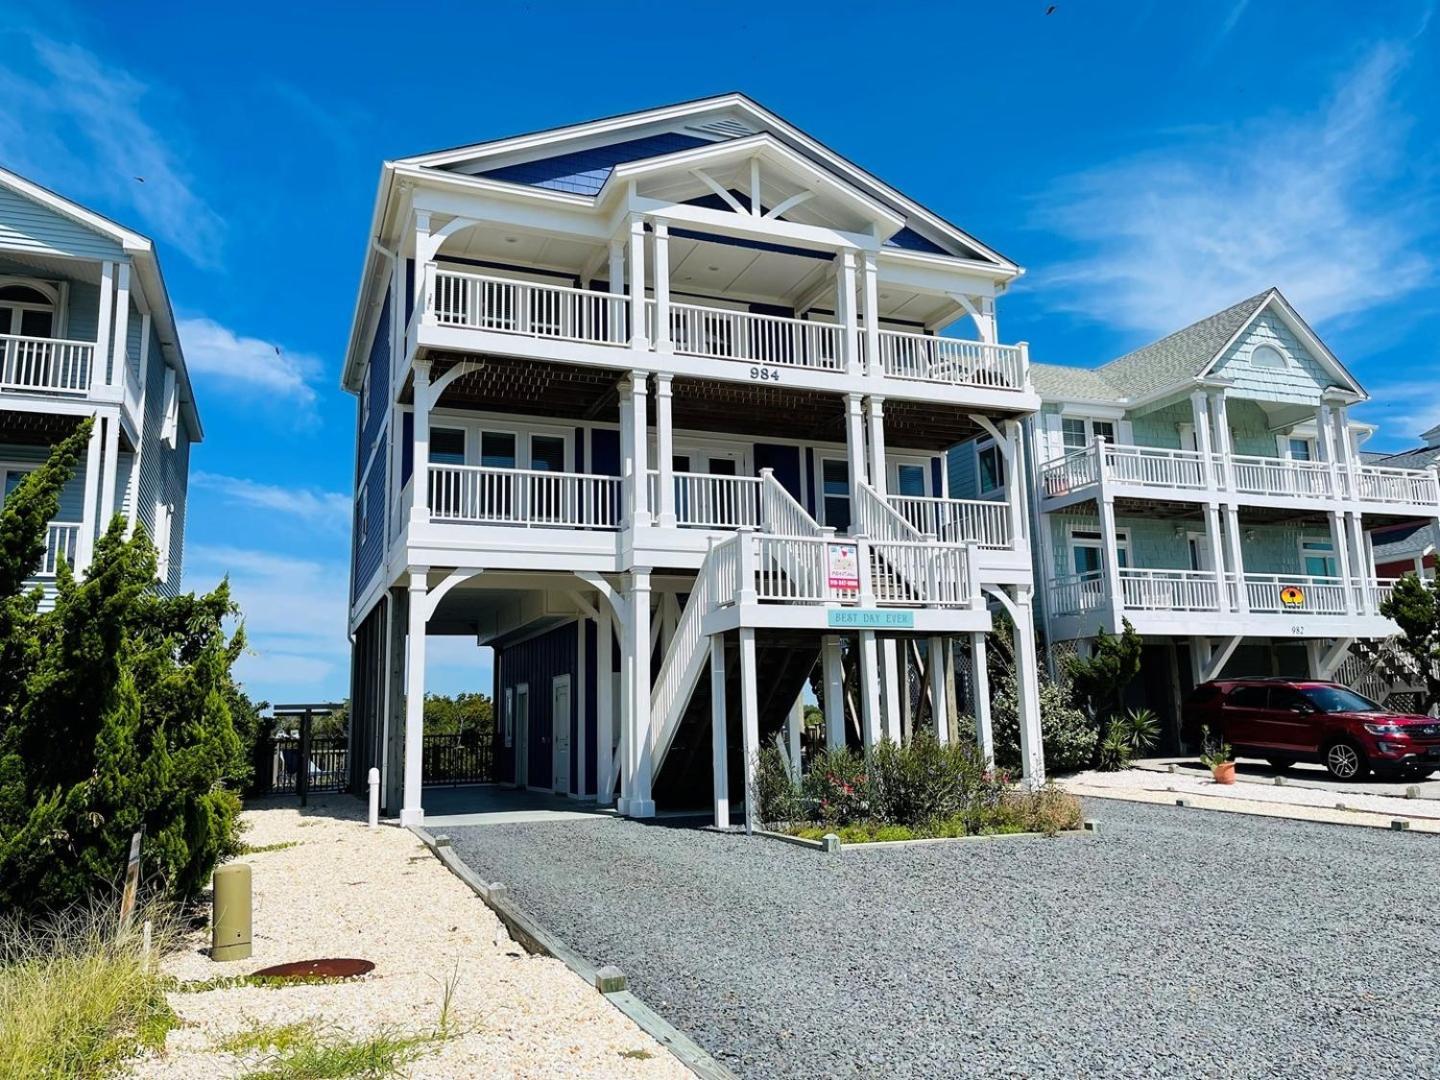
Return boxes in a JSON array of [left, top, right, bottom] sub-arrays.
[[1039, 446, 1102, 498], [654, 301, 844, 371], [1230, 454, 1336, 499], [1103, 445, 1212, 490], [1048, 573, 1109, 616], [1240, 573, 1350, 615], [751, 533, 833, 603], [649, 471, 762, 529], [1119, 568, 1223, 612], [38, 522, 81, 577], [0, 334, 93, 394], [1369, 578, 1400, 611], [870, 330, 1025, 390], [759, 470, 825, 537], [888, 495, 1012, 549], [855, 481, 922, 543], [428, 464, 621, 529], [431, 270, 628, 346], [1353, 465, 1440, 506], [1050, 568, 1399, 621], [869, 540, 973, 606]]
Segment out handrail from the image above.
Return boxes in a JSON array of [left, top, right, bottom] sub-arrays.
[[38, 521, 81, 577], [649, 470, 762, 529], [855, 481, 924, 543], [888, 494, 1013, 549], [870, 329, 1026, 390], [655, 300, 844, 370], [0, 334, 93, 394], [427, 463, 621, 529], [760, 470, 824, 537], [431, 269, 628, 346]]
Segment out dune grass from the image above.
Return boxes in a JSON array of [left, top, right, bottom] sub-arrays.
[[0, 900, 178, 1078]]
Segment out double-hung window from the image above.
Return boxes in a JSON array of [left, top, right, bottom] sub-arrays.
[[977, 442, 1005, 494]]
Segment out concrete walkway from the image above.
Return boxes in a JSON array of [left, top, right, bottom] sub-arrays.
[[1135, 755, 1440, 800], [420, 786, 615, 828]]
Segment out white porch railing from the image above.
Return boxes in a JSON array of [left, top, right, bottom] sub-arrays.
[[1050, 567, 1399, 620], [871, 330, 1025, 390], [1353, 465, 1440, 506], [870, 540, 973, 606], [655, 301, 844, 371], [1, 334, 93, 394], [1048, 573, 1110, 617], [1239, 573, 1351, 615], [1230, 454, 1336, 499], [649, 471, 762, 529], [760, 470, 824, 538], [1102, 445, 1213, 490], [431, 270, 628, 346], [750, 533, 834, 603], [1119, 568, 1223, 612], [38, 522, 81, 577], [888, 494, 1013, 548], [428, 464, 621, 529], [1039, 446, 1102, 498]]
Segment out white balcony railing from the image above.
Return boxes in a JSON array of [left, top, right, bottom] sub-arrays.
[[655, 301, 844, 371], [0, 335, 93, 394], [1048, 568, 1401, 619], [648, 471, 762, 529], [1039, 438, 1439, 510], [39, 522, 81, 577], [871, 330, 1026, 391], [431, 270, 628, 346], [888, 494, 1013, 549], [1119, 568, 1223, 612], [428, 464, 621, 529]]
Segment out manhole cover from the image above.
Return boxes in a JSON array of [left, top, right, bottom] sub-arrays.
[[251, 958, 375, 980]]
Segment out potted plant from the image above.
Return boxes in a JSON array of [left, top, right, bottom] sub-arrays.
[[1200, 725, 1236, 784]]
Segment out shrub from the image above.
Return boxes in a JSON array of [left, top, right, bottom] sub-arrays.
[[802, 746, 871, 825], [1095, 707, 1160, 771], [992, 673, 1099, 775], [1005, 784, 1084, 836], [756, 746, 802, 825], [867, 733, 980, 827]]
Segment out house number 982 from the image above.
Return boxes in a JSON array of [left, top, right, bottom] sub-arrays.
[[749, 366, 780, 382]]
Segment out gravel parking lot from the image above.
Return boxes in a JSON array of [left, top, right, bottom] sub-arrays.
[[448, 801, 1440, 1079]]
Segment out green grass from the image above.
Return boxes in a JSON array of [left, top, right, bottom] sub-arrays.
[[0, 901, 179, 1078], [787, 818, 1038, 844], [217, 1020, 443, 1079], [619, 1047, 655, 1060], [236, 840, 302, 855]]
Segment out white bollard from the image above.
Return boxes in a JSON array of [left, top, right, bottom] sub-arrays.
[[368, 767, 380, 828]]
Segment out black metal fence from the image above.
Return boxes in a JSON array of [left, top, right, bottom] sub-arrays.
[[254, 735, 349, 796], [422, 732, 496, 786]]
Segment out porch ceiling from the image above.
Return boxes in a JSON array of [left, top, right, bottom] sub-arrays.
[[0, 409, 87, 446], [1058, 497, 1355, 529], [421, 354, 627, 419]]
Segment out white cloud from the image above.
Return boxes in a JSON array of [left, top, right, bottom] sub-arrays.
[[1033, 42, 1434, 338], [192, 472, 350, 530], [0, 35, 224, 268], [178, 316, 322, 405]]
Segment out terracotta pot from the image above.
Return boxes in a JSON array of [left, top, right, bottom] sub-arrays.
[[1211, 762, 1236, 785]]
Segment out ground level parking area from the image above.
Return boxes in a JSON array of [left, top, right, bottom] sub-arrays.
[[446, 799, 1437, 1079]]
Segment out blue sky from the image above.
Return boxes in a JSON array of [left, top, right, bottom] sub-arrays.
[[1, 1, 1437, 704]]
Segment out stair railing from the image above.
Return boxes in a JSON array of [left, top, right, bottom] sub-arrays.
[[759, 469, 824, 537]]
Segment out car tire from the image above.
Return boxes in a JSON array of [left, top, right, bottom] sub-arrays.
[[1322, 740, 1369, 782], [1266, 757, 1295, 773]]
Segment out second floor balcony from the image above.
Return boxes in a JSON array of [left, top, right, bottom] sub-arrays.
[[1039, 437, 1440, 517], [1, 334, 94, 395]]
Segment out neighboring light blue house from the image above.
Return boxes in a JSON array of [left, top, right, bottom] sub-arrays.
[[951, 287, 1440, 749], [0, 167, 200, 598]]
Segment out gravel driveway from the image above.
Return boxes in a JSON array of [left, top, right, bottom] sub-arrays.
[[447, 801, 1439, 1079]]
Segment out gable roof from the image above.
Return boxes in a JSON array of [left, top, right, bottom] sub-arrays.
[[1028, 363, 1120, 402], [1369, 521, 1436, 563]]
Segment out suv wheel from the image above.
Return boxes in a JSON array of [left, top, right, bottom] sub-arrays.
[[1323, 740, 1369, 781]]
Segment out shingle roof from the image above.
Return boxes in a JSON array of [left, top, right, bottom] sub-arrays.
[[1371, 522, 1436, 563], [1363, 444, 1440, 471], [1029, 363, 1121, 401]]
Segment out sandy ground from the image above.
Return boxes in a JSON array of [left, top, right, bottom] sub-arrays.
[[132, 796, 689, 1079]]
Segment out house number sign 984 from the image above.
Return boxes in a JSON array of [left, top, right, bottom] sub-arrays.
[[749, 366, 781, 382]]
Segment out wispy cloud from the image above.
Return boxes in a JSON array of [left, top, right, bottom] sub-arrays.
[[192, 472, 350, 530], [178, 316, 322, 405], [0, 34, 224, 268], [1033, 41, 1435, 339]]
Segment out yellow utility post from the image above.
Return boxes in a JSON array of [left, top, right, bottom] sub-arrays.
[[212, 863, 252, 961]]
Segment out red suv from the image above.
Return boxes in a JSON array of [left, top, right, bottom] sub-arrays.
[[1184, 679, 1440, 781]]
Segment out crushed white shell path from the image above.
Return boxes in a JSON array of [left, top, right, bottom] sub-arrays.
[[132, 796, 689, 1079]]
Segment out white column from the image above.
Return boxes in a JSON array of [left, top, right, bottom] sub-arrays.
[[738, 626, 760, 833], [608, 239, 625, 295], [866, 396, 887, 496], [628, 215, 648, 350], [1328, 510, 1355, 614], [1010, 587, 1046, 786], [1222, 505, 1249, 612], [1346, 511, 1369, 614], [93, 261, 114, 391], [1204, 502, 1229, 612], [861, 250, 881, 378], [97, 414, 120, 533], [1209, 391, 1234, 491], [880, 637, 902, 742], [627, 374, 650, 529], [845, 392, 866, 516], [400, 570, 428, 826], [1096, 489, 1124, 626], [110, 264, 131, 391], [928, 636, 950, 744], [576, 618, 588, 798], [628, 570, 655, 818], [787, 697, 803, 781], [652, 221, 671, 353], [836, 251, 861, 376], [857, 629, 883, 749], [970, 632, 993, 765], [596, 606, 615, 804], [76, 416, 103, 572], [1332, 405, 1355, 498], [1005, 419, 1028, 547], [409, 359, 432, 526], [710, 634, 729, 828], [821, 635, 845, 750], [654, 373, 675, 527], [1315, 403, 1335, 462], [415, 210, 436, 327], [1190, 392, 1216, 492]]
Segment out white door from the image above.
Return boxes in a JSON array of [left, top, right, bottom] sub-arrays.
[[515, 683, 530, 788], [551, 675, 572, 795]]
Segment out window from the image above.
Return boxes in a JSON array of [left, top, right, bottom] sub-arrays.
[[2, 466, 31, 504], [894, 463, 927, 497], [1070, 527, 1129, 576], [480, 431, 517, 469], [1287, 438, 1314, 462], [356, 488, 368, 545], [360, 366, 371, 422], [977, 442, 1005, 494], [1301, 538, 1337, 578], [160, 369, 179, 447], [1227, 685, 1270, 709], [1301, 686, 1380, 713], [821, 459, 850, 532], [530, 435, 566, 472], [429, 428, 465, 465], [1062, 417, 1117, 452], [0, 282, 56, 338], [1250, 344, 1286, 370]]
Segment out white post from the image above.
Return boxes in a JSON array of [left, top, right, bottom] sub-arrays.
[[710, 634, 729, 829], [1010, 587, 1046, 786], [866, 395, 887, 496], [409, 359, 432, 526], [880, 637, 902, 742], [628, 570, 655, 818], [1346, 511, 1369, 614], [738, 626, 760, 834], [628, 215, 647, 350], [837, 251, 861, 377], [861, 250, 881, 378], [1204, 502, 1228, 612], [367, 767, 380, 827], [928, 636, 950, 744], [576, 617, 588, 797], [857, 629, 883, 749], [76, 416, 103, 572], [822, 635, 845, 750], [1332, 405, 1355, 498], [93, 261, 114, 392], [627, 373, 650, 529], [845, 392, 867, 514], [1209, 390, 1234, 491], [1096, 485, 1124, 627], [110, 264, 131, 390], [1005, 420, 1029, 546], [400, 570, 427, 827], [970, 631, 993, 765], [1190, 392, 1216, 492], [1328, 510, 1355, 614], [787, 697, 803, 781], [654, 373, 675, 527], [608, 239, 625, 295], [652, 221, 671, 353], [1223, 505, 1249, 612], [597, 606, 615, 804], [98, 415, 120, 532]]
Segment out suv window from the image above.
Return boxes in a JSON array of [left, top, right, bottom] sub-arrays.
[[1226, 686, 1270, 709], [1268, 688, 1308, 712]]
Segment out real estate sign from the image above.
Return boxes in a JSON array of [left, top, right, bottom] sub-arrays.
[[827, 542, 859, 590]]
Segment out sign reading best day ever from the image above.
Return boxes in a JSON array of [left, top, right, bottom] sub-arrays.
[[826, 609, 916, 629]]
